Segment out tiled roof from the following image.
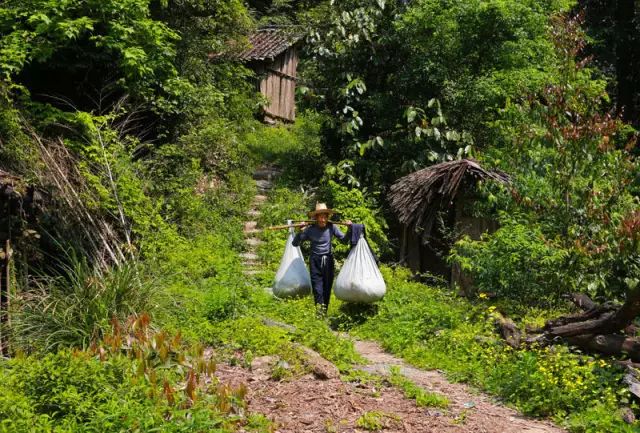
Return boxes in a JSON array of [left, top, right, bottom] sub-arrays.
[[237, 27, 302, 61]]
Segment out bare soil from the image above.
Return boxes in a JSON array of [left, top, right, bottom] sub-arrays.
[[215, 339, 564, 433]]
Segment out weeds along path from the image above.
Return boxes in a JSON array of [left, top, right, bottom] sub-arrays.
[[233, 166, 563, 432]]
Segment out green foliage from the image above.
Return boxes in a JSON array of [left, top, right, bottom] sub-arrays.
[[0, 0, 184, 111], [388, 366, 449, 408], [12, 254, 158, 352], [301, 0, 573, 192], [355, 411, 400, 431], [0, 351, 147, 431], [321, 180, 388, 258], [245, 413, 276, 433], [0, 89, 37, 173], [450, 219, 571, 305], [2, 2, 639, 432], [397, 0, 573, 141], [205, 285, 241, 322], [0, 318, 254, 433], [208, 294, 361, 372], [491, 345, 629, 420], [564, 403, 639, 433], [355, 411, 384, 431], [177, 118, 250, 177], [351, 267, 635, 432], [152, 231, 249, 341], [244, 112, 328, 186], [464, 14, 640, 303]]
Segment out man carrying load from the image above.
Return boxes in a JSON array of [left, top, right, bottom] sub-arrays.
[[293, 203, 351, 313]]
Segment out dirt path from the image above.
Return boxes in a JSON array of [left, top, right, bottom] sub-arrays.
[[216, 338, 564, 433], [353, 340, 563, 433]]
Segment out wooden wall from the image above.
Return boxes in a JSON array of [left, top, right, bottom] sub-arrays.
[[259, 48, 298, 122], [398, 194, 498, 294]]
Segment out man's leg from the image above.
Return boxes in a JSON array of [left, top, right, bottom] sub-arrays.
[[321, 256, 335, 310], [309, 255, 324, 306]]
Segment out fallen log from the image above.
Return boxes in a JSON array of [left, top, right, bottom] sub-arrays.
[[564, 334, 640, 359], [495, 290, 640, 361], [567, 292, 598, 311]]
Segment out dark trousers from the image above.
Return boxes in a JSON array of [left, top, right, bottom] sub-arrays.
[[309, 253, 335, 309]]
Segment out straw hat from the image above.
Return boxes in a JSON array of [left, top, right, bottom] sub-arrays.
[[308, 202, 334, 218]]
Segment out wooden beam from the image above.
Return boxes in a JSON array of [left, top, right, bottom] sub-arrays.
[[265, 68, 298, 81]]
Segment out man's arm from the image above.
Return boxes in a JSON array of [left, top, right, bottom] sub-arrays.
[[292, 226, 309, 247], [332, 221, 352, 244]]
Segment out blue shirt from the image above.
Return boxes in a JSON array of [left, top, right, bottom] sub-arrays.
[[292, 224, 348, 256]]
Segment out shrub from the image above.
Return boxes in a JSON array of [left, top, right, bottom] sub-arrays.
[[244, 112, 327, 185], [321, 180, 389, 258], [205, 285, 241, 322], [12, 254, 158, 352], [450, 220, 571, 305], [0, 321, 252, 433], [355, 411, 384, 431], [0, 350, 153, 432]]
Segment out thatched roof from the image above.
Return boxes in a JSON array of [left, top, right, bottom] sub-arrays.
[[388, 159, 509, 239], [237, 27, 302, 61]]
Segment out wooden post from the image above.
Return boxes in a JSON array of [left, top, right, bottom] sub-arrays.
[[0, 240, 10, 356]]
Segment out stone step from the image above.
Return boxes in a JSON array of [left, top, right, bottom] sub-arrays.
[[242, 269, 261, 276], [240, 252, 259, 261], [245, 237, 262, 247], [255, 179, 272, 191], [253, 195, 267, 204], [247, 209, 261, 218], [244, 221, 258, 232], [244, 228, 259, 235], [253, 168, 279, 181]]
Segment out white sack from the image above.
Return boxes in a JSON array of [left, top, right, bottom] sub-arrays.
[[273, 229, 311, 298], [334, 236, 386, 303]]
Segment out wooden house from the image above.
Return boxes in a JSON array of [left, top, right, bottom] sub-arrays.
[[238, 27, 302, 123], [388, 159, 509, 292]]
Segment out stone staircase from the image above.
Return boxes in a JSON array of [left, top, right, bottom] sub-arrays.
[[242, 165, 279, 277]]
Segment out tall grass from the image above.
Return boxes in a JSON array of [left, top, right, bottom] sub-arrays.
[[11, 252, 158, 352]]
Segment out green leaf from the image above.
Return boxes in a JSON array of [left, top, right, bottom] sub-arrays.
[[445, 130, 460, 141], [406, 108, 417, 123]]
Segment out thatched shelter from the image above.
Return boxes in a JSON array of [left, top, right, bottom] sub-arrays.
[[388, 159, 509, 288]]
